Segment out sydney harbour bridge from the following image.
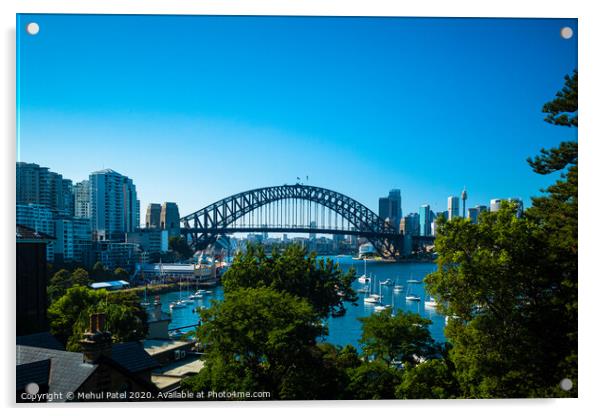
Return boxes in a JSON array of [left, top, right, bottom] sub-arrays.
[[180, 184, 404, 258]]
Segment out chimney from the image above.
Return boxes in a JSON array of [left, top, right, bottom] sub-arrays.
[[153, 296, 162, 320], [80, 312, 112, 363]]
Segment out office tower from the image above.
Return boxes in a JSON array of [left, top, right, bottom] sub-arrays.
[[378, 197, 390, 220], [461, 187, 468, 218], [160, 202, 181, 237], [467, 207, 479, 224], [74, 180, 91, 219], [476, 205, 488, 215], [145, 203, 162, 228], [490, 198, 503, 212], [447, 196, 459, 220], [400, 213, 420, 236], [419, 204, 432, 236], [388, 189, 402, 224], [378, 189, 402, 231], [89, 169, 140, 241], [16, 162, 71, 213]]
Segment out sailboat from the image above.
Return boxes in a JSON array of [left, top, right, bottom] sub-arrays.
[[364, 276, 380, 304], [393, 277, 403, 293], [405, 281, 421, 302], [170, 277, 187, 309], [140, 286, 151, 307], [358, 258, 370, 284]]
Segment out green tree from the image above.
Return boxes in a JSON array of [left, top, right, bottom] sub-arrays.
[[92, 261, 108, 280], [222, 244, 357, 318], [47, 268, 92, 303], [182, 286, 327, 399], [358, 309, 437, 367], [113, 267, 130, 280], [345, 360, 401, 400], [396, 358, 459, 399], [48, 286, 147, 351], [169, 236, 193, 261]]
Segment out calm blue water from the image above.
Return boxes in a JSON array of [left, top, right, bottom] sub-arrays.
[[154, 256, 445, 349]]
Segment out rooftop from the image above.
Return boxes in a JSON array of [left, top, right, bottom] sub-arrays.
[[16, 224, 55, 242], [143, 339, 194, 356], [110, 341, 160, 374]]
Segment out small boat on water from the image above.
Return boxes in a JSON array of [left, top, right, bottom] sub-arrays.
[[393, 284, 403, 292], [357, 286, 370, 294], [424, 297, 438, 308], [357, 259, 370, 283], [169, 300, 187, 309], [406, 279, 422, 284], [189, 293, 203, 300], [374, 305, 389, 312], [405, 281, 421, 302], [380, 278, 394, 286]]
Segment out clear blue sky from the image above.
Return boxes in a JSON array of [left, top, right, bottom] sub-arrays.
[[17, 14, 577, 220]]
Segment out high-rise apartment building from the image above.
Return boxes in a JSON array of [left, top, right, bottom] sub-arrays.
[[145, 203, 162, 228], [16, 204, 56, 261], [16, 162, 73, 214], [447, 196, 459, 220], [74, 180, 91, 219], [89, 169, 140, 241], [160, 202, 180, 237], [490, 198, 503, 212], [400, 213, 420, 236]]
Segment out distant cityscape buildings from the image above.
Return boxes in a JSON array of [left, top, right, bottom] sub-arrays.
[[15, 162, 185, 271], [378, 189, 402, 231], [447, 195, 459, 220]]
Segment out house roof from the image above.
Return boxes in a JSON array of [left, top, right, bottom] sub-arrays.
[[16, 345, 97, 400], [16, 332, 65, 351], [16, 359, 51, 391], [111, 342, 160, 374]]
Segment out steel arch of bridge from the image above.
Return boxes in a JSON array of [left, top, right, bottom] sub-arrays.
[[180, 184, 402, 258]]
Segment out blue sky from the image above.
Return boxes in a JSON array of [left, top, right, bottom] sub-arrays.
[[17, 14, 577, 220]]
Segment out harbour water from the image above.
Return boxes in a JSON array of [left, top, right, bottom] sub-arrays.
[[154, 256, 445, 350]]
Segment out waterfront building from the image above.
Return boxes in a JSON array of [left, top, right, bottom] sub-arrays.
[[89, 169, 140, 241], [16, 204, 56, 261], [146, 203, 162, 228], [16, 225, 54, 336], [359, 242, 376, 258], [468, 207, 479, 223], [73, 180, 91, 219], [476, 205, 488, 215], [126, 228, 169, 254], [16, 162, 73, 214], [91, 241, 140, 271], [447, 196, 459, 220], [160, 202, 180, 237]]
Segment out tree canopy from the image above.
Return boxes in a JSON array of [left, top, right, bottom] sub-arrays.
[[222, 244, 357, 318]]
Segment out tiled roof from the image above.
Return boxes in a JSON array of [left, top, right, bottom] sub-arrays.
[[16, 359, 51, 391], [111, 342, 160, 374], [16, 345, 97, 400], [17, 332, 65, 351]]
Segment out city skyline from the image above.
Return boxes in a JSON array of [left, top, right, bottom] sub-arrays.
[[17, 15, 577, 219]]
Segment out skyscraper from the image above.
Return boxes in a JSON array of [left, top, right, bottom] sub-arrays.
[[447, 196, 459, 220], [419, 204, 432, 236], [378, 189, 402, 231], [89, 169, 139, 241], [160, 202, 181, 237], [467, 207, 479, 224], [74, 180, 91, 219], [145, 203, 162, 228], [16, 162, 73, 213]]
